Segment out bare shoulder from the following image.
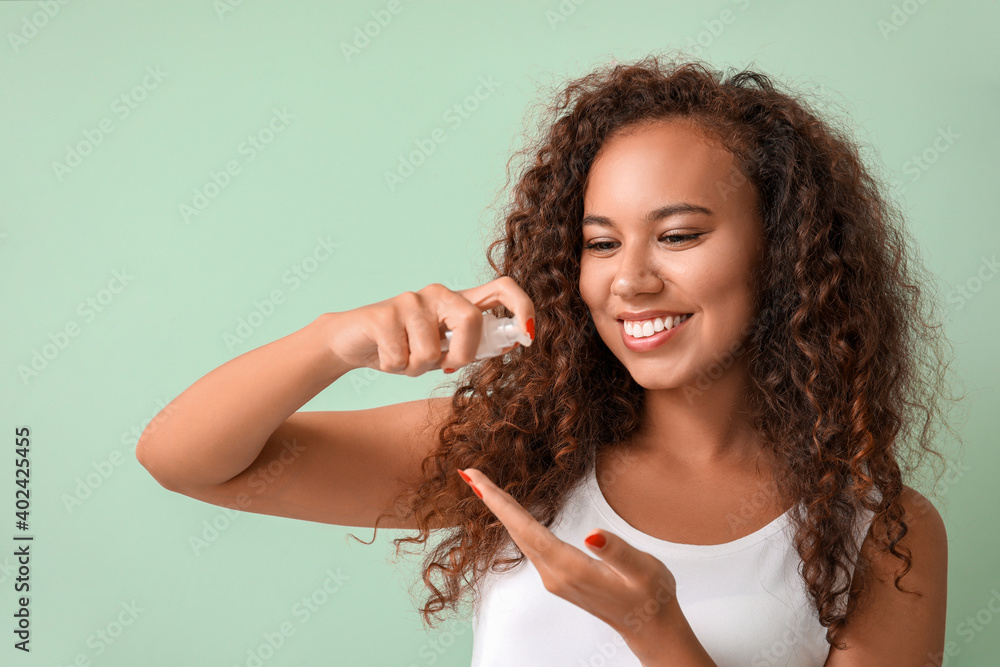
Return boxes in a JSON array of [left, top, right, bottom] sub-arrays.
[[863, 485, 948, 569], [824, 485, 948, 665]]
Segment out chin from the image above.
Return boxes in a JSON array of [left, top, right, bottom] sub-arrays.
[[620, 363, 689, 390]]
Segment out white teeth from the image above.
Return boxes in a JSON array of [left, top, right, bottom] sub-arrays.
[[623, 314, 691, 338]]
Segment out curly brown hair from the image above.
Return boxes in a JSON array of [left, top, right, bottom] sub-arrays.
[[350, 51, 965, 650]]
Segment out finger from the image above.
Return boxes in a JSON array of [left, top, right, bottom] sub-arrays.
[[457, 277, 535, 347], [404, 308, 447, 375], [438, 319, 520, 370], [460, 467, 561, 560], [437, 303, 485, 369], [583, 529, 661, 583]]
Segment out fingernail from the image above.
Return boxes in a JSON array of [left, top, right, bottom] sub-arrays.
[[443, 368, 455, 374], [525, 318, 535, 341], [457, 469, 482, 498], [585, 532, 606, 549]]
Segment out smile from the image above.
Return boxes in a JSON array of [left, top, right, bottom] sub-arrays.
[[618, 314, 694, 352]]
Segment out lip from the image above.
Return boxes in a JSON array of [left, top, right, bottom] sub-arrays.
[[618, 314, 693, 352], [616, 309, 691, 320]]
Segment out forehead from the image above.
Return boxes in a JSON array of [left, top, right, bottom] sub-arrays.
[[583, 119, 748, 212]]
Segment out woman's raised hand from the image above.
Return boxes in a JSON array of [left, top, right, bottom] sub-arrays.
[[324, 277, 535, 376]]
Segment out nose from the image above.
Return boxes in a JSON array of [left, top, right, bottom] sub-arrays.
[[610, 245, 664, 298]]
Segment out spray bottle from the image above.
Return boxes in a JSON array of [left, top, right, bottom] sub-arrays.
[[439, 312, 533, 361]]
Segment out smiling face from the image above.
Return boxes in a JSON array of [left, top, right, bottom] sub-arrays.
[[579, 118, 764, 391]]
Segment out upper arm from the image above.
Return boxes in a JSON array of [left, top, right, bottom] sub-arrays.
[[161, 396, 460, 530], [823, 485, 948, 666]]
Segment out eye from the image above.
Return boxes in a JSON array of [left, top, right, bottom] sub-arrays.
[[583, 233, 703, 251]]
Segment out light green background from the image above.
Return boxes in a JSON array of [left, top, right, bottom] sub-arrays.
[[1, 0, 997, 665]]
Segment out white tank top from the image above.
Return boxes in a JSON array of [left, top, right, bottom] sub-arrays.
[[470, 459, 879, 666]]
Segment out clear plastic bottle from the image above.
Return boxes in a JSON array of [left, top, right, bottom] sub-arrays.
[[440, 312, 532, 360]]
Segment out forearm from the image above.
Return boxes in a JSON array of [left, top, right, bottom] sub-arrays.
[[136, 313, 351, 487], [625, 598, 718, 667]]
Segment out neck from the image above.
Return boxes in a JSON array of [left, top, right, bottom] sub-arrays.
[[631, 360, 767, 474]]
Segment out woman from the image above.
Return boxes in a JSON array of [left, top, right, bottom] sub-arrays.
[[138, 54, 955, 666]]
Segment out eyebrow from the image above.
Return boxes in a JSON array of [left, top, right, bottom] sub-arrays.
[[581, 202, 713, 228]]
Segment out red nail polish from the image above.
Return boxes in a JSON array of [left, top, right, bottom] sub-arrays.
[[525, 318, 535, 341], [585, 533, 606, 549], [443, 368, 455, 374], [457, 469, 483, 498]]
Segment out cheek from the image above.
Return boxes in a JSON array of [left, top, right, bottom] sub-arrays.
[[702, 283, 758, 351], [578, 264, 609, 307]]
